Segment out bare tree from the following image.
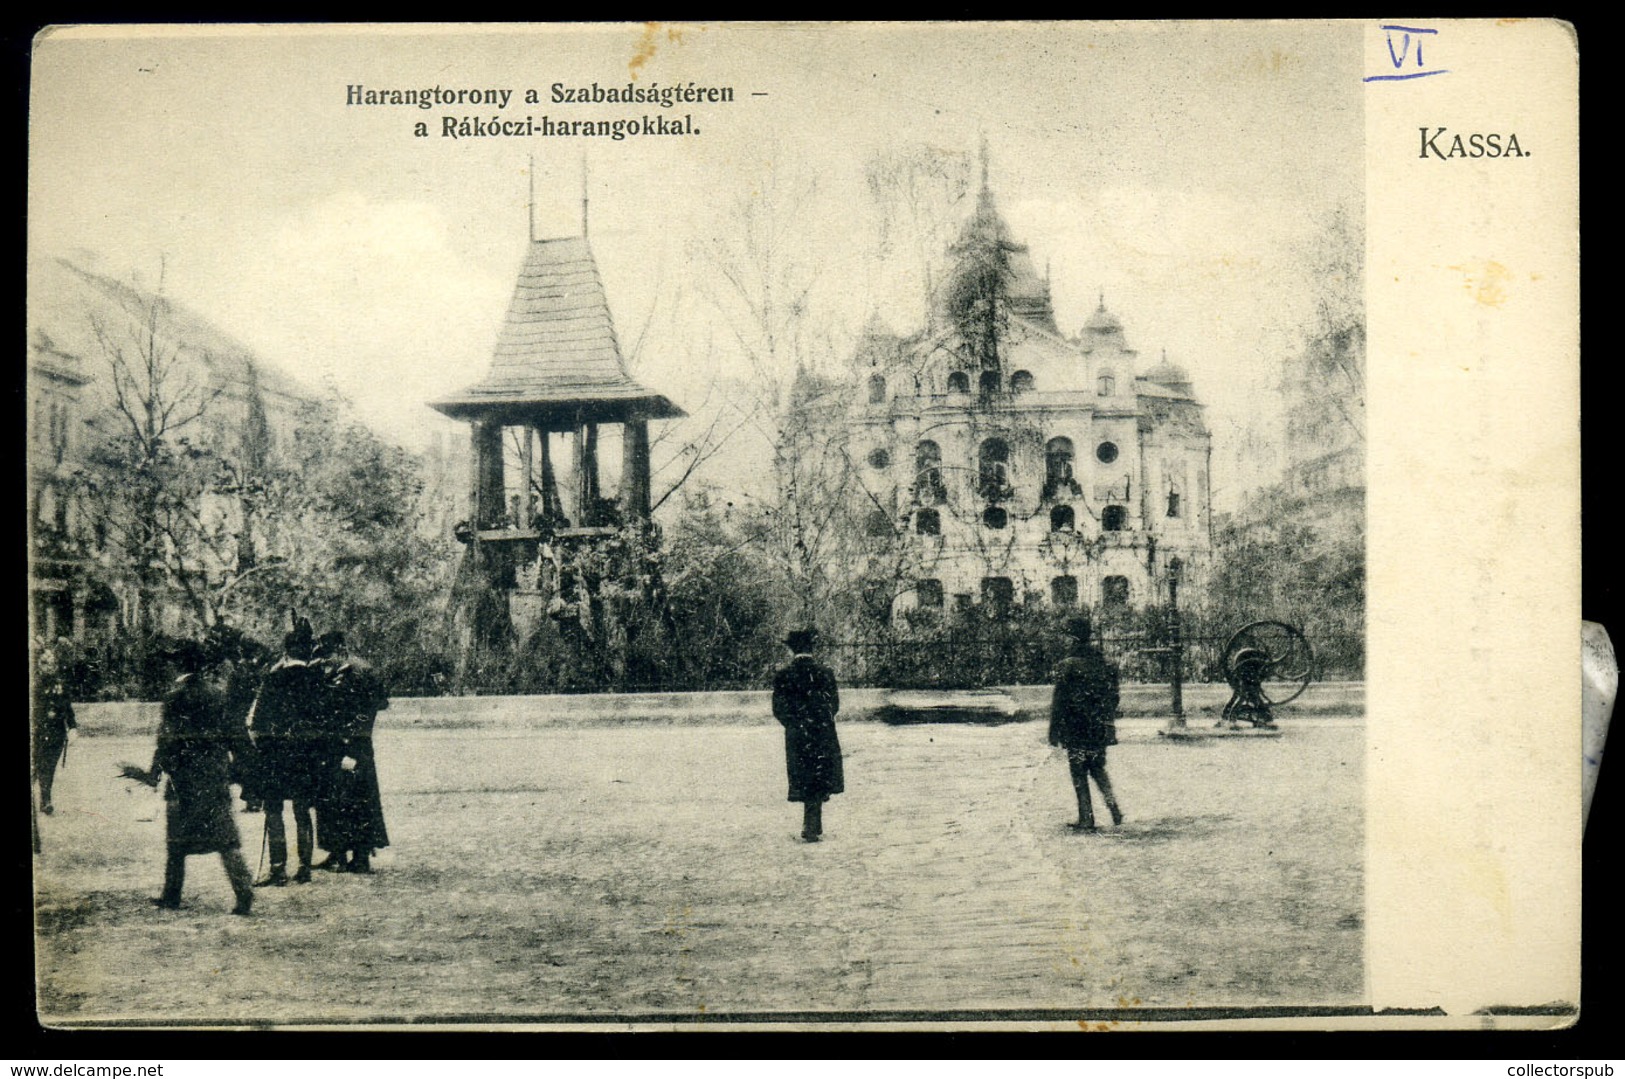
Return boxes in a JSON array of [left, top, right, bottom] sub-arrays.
[[1295, 203, 1366, 445], [76, 263, 225, 638], [695, 158, 862, 628], [621, 285, 755, 515], [647, 364, 757, 514], [699, 159, 826, 414], [865, 144, 975, 322]]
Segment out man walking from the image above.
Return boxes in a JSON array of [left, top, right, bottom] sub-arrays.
[[771, 628, 844, 842], [121, 640, 255, 915], [1049, 615, 1124, 832], [250, 621, 328, 885]]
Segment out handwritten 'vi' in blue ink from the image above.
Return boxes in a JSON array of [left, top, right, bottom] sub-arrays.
[[1364, 25, 1450, 82]]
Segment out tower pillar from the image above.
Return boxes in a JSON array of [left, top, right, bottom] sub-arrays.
[[621, 419, 651, 519]]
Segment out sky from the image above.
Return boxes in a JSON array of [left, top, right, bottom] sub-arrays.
[[29, 21, 1363, 512]]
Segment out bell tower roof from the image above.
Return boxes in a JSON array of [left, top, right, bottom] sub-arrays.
[[430, 235, 685, 427]]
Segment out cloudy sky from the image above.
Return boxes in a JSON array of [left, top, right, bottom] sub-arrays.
[[29, 22, 1363, 510]]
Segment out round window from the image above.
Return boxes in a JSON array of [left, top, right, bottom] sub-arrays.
[[1095, 441, 1119, 464], [867, 448, 891, 469], [982, 506, 1008, 529]]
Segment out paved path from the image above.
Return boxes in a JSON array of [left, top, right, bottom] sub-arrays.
[[33, 719, 1363, 1024]]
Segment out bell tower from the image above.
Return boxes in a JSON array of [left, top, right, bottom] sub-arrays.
[[429, 176, 685, 688]]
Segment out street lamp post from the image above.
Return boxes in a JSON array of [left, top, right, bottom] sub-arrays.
[[1168, 557, 1185, 727]]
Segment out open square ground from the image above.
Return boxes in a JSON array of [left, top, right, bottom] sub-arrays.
[[34, 715, 1363, 1025]]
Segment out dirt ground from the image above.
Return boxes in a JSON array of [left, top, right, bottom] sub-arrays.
[[33, 717, 1363, 1025]]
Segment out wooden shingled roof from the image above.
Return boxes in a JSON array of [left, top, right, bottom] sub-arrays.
[[430, 236, 684, 426]]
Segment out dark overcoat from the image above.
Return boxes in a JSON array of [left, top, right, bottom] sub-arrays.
[[222, 658, 263, 797], [1048, 648, 1121, 751], [32, 671, 76, 782], [250, 659, 330, 803], [771, 655, 844, 803], [316, 657, 391, 853], [154, 673, 249, 855]]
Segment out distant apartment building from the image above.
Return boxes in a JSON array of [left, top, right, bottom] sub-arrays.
[[26, 255, 323, 646]]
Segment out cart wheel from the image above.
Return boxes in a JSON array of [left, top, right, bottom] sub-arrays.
[[1220, 621, 1314, 707]]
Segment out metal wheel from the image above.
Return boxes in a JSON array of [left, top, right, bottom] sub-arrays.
[[1220, 620, 1314, 707]]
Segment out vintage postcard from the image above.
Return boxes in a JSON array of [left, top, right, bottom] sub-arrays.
[[26, 21, 1579, 1031]]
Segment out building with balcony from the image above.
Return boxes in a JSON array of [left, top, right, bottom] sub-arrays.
[[840, 159, 1213, 622]]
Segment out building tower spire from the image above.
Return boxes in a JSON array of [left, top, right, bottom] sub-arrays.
[[979, 132, 991, 192]]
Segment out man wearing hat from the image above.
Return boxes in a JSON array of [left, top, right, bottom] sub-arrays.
[[120, 640, 255, 915], [771, 628, 844, 842], [312, 630, 391, 874], [1049, 614, 1125, 832], [250, 620, 328, 885]]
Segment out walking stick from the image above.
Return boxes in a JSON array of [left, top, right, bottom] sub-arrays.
[[258, 813, 269, 878]]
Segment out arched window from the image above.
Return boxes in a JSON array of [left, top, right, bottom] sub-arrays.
[[1010, 370, 1035, 393], [916, 579, 944, 608], [1102, 504, 1127, 532], [978, 370, 1001, 395], [865, 509, 894, 537], [1166, 488, 1182, 518], [1102, 575, 1130, 608], [982, 505, 1008, 529], [1051, 576, 1079, 606], [1044, 437, 1077, 498], [867, 374, 886, 404], [978, 437, 1011, 499], [1049, 504, 1075, 532], [1097, 372, 1116, 396], [914, 440, 945, 505], [915, 508, 941, 535], [947, 371, 970, 394], [867, 447, 891, 469], [1096, 441, 1119, 464]]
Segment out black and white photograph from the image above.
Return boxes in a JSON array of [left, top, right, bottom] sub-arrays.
[[25, 21, 1579, 1030]]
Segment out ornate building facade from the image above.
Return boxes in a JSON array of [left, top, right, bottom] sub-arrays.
[[841, 164, 1214, 623]]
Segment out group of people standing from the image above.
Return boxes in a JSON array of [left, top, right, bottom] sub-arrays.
[[47, 611, 1118, 909], [770, 614, 1123, 841], [121, 617, 391, 915]]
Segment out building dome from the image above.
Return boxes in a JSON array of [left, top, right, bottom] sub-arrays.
[[1079, 296, 1128, 351], [1141, 351, 1196, 397], [1142, 358, 1189, 384], [1083, 300, 1123, 335]]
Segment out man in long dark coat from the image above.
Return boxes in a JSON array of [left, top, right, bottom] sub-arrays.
[[32, 642, 76, 816], [771, 628, 844, 842], [313, 632, 390, 874], [1049, 615, 1124, 832], [250, 625, 328, 885], [208, 625, 267, 813], [122, 641, 255, 915]]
